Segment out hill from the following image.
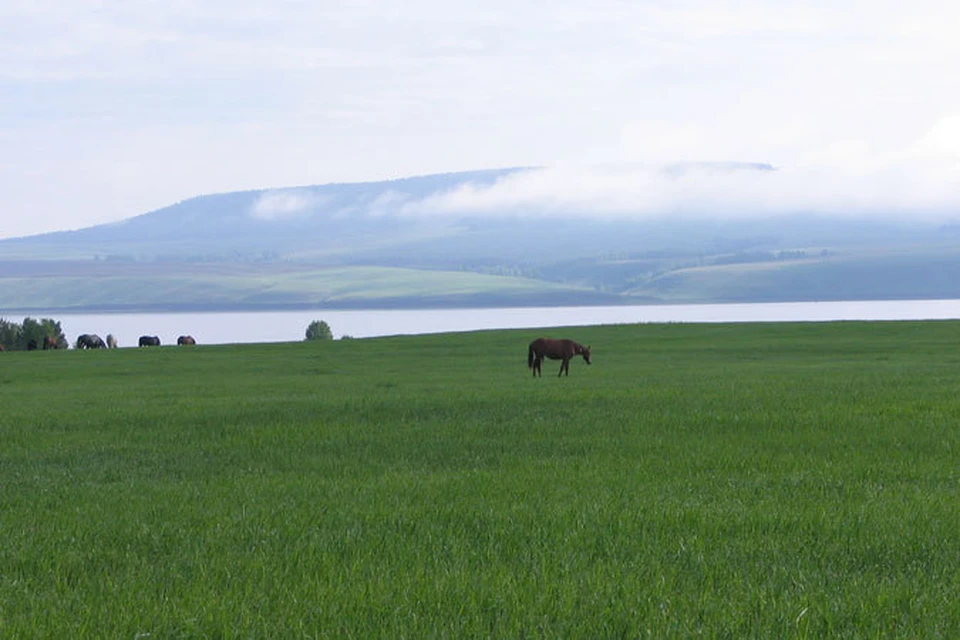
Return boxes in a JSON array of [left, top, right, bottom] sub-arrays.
[[2, 165, 960, 312]]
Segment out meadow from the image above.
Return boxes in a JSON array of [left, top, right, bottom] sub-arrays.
[[1, 321, 958, 637], [0, 262, 602, 313]]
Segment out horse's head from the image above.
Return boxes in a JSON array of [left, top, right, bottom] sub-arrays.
[[582, 345, 591, 364]]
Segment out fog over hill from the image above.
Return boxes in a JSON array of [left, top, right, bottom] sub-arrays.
[[4, 163, 951, 262], [2, 163, 960, 311]]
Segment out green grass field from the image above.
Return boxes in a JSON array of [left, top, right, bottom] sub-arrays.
[[2, 321, 959, 637]]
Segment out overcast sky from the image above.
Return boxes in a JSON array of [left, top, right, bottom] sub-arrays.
[[2, 1, 959, 239]]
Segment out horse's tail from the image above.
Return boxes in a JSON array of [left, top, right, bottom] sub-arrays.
[[528, 343, 535, 368]]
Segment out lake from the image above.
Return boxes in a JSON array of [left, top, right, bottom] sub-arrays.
[[10, 299, 960, 347]]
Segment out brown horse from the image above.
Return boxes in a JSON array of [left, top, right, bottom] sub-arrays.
[[43, 335, 59, 350], [528, 337, 591, 377], [177, 335, 196, 346]]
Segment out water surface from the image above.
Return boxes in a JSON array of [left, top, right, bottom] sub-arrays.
[[14, 299, 960, 347]]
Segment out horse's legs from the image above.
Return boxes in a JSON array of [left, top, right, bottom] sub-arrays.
[[558, 358, 568, 377]]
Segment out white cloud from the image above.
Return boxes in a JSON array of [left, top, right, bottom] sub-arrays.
[[249, 189, 326, 221], [1, 1, 960, 239], [404, 115, 960, 221], [912, 115, 960, 158]]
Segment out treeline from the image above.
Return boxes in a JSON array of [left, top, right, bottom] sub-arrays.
[[0, 317, 67, 351]]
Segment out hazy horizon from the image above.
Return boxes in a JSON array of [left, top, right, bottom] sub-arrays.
[[2, 2, 958, 239]]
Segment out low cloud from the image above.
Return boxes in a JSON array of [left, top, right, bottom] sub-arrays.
[[249, 189, 326, 220], [365, 190, 411, 217], [403, 116, 960, 222]]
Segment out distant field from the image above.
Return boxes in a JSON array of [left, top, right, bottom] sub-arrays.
[[1, 322, 959, 636], [627, 245, 960, 302], [7, 243, 960, 312], [0, 264, 611, 312]]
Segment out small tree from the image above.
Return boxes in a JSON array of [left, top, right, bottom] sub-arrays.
[[0, 316, 66, 350], [305, 320, 333, 341], [21, 317, 45, 350], [29, 317, 68, 349], [0, 318, 21, 351]]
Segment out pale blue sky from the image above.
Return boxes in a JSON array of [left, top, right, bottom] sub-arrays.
[[2, 0, 958, 238]]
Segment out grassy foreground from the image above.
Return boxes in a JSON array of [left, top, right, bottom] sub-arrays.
[[1, 321, 959, 637]]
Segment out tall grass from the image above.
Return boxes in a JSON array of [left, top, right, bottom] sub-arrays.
[[1, 321, 958, 637]]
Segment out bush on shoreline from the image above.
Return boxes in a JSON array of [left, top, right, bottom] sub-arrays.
[[0, 317, 67, 351]]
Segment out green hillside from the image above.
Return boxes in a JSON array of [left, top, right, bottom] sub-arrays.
[[3, 168, 960, 310], [625, 245, 960, 302], [6, 243, 960, 312], [0, 264, 615, 312]]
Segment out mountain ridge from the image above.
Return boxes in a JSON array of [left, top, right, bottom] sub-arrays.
[[2, 164, 960, 312]]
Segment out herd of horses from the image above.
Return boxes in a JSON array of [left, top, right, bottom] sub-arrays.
[[40, 334, 198, 350], [7, 331, 592, 377]]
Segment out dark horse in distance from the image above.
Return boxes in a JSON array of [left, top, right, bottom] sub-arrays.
[[77, 334, 106, 349], [139, 335, 161, 347], [528, 337, 591, 377], [177, 335, 196, 346]]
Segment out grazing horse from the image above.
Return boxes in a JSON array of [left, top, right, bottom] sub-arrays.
[[106, 334, 117, 349], [77, 333, 107, 349], [527, 337, 591, 377], [43, 335, 59, 350], [177, 335, 196, 346], [139, 335, 161, 347], [77, 334, 106, 349]]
